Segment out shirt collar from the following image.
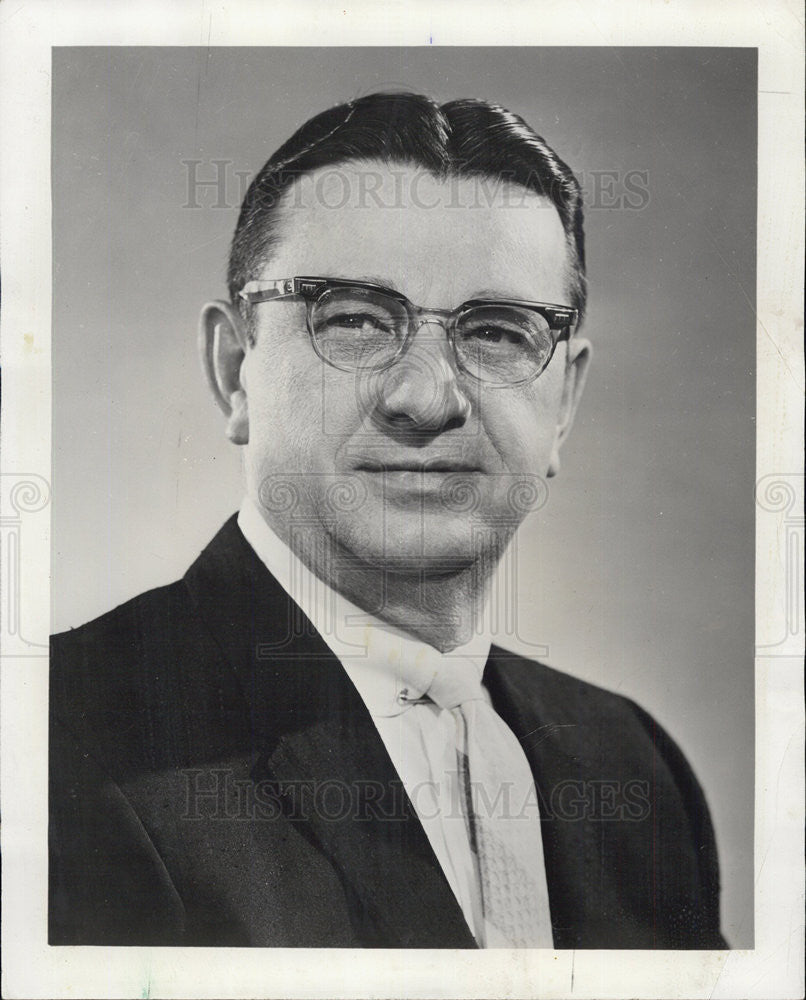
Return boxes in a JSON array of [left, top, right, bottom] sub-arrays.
[[237, 496, 492, 717]]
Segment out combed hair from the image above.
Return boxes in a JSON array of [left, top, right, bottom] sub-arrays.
[[228, 91, 586, 320]]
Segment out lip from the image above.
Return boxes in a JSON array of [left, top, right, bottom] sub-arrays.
[[354, 460, 481, 473], [355, 465, 481, 500], [352, 462, 483, 500]]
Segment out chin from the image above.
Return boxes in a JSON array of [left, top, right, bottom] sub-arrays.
[[333, 513, 507, 576]]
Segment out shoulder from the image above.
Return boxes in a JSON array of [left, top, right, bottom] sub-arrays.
[[50, 514, 246, 697], [487, 643, 650, 730], [488, 647, 726, 947], [486, 644, 710, 812], [49, 575, 247, 774], [50, 580, 195, 724], [50, 579, 197, 703], [52, 579, 191, 655]]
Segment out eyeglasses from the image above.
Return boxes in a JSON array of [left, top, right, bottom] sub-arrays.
[[238, 276, 578, 387]]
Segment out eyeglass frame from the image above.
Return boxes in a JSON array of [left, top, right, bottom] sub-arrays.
[[237, 276, 578, 387]]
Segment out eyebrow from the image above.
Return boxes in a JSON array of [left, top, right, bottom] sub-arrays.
[[346, 276, 537, 303], [351, 274, 404, 293], [471, 288, 537, 301]]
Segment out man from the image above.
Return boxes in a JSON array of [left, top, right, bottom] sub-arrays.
[[49, 92, 727, 949]]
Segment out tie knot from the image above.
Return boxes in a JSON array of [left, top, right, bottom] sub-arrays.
[[362, 624, 488, 714], [424, 664, 486, 710]]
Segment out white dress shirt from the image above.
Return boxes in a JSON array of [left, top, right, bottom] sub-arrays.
[[238, 496, 523, 944]]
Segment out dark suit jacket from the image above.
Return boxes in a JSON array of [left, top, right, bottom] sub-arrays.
[[49, 515, 727, 948]]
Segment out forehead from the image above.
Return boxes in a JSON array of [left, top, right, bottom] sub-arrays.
[[266, 161, 572, 305]]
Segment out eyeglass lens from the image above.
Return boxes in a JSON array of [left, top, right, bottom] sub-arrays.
[[310, 287, 554, 383]]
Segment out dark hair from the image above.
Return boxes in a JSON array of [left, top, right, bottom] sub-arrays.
[[228, 91, 586, 321]]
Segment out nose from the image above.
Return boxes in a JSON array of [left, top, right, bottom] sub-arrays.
[[370, 319, 472, 434]]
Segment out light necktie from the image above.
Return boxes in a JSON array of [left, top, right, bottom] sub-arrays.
[[423, 665, 555, 949]]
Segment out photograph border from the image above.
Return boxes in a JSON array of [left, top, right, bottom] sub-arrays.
[[1, 2, 803, 998]]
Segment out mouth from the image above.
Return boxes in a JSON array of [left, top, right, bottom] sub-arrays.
[[353, 462, 483, 500], [355, 460, 481, 474]]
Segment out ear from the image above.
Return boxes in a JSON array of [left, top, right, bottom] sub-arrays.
[[198, 300, 251, 445], [547, 336, 592, 477]]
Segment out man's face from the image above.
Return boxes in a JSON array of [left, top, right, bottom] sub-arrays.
[[238, 162, 589, 573]]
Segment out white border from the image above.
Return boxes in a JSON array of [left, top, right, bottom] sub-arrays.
[[1, 1, 803, 998]]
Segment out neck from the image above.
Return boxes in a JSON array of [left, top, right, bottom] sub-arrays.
[[264, 512, 508, 653], [322, 554, 493, 653]]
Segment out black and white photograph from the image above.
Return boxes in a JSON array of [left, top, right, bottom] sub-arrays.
[[48, 44, 754, 952], [0, 4, 803, 999]]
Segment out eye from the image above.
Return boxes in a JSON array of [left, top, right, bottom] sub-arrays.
[[464, 323, 528, 346], [322, 311, 394, 334]]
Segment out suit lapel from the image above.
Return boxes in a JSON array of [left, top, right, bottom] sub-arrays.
[[483, 647, 607, 948], [257, 710, 477, 947], [183, 517, 477, 948]]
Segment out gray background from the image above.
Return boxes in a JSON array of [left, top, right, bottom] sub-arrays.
[[52, 47, 755, 947]]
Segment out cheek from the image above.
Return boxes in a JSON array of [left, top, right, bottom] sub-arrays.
[[481, 374, 564, 472], [244, 353, 316, 467], [244, 351, 361, 475]]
